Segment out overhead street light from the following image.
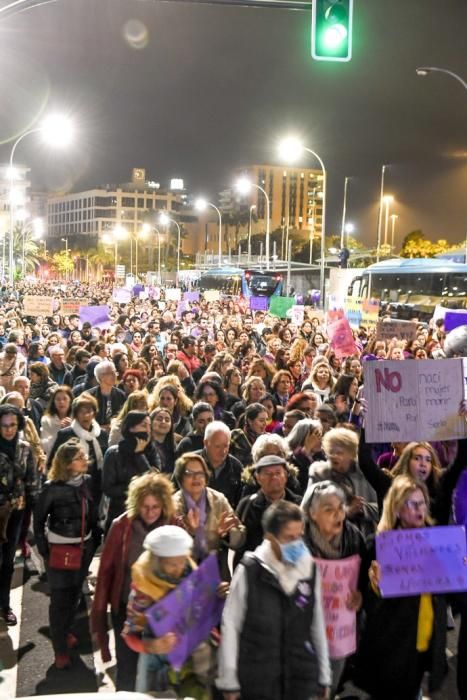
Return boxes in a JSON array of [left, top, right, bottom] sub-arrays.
[[195, 197, 222, 264], [158, 213, 181, 285], [235, 177, 270, 270], [278, 136, 327, 306], [416, 66, 467, 91]]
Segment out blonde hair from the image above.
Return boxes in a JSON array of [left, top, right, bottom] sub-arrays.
[[322, 427, 358, 460], [378, 475, 433, 533], [241, 375, 266, 402], [125, 472, 174, 521], [391, 441, 442, 488], [289, 338, 308, 363], [246, 358, 275, 383], [114, 390, 149, 424], [310, 362, 335, 390], [149, 375, 193, 415], [207, 351, 235, 375]]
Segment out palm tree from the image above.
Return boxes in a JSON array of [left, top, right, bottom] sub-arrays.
[[87, 244, 115, 281], [11, 224, 40, 278]]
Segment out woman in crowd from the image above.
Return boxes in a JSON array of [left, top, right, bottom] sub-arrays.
[[1, 392, 46, 474], [34, 440, 98, 669], [113, 351, 130, 381], [223, 366, 243, 410], [355, 475, 447, 700], [153, 383, 192, 436], [193, 378, 235, 429], [246, 357, 275, 391], [28, 362, 58, 410], [303, 427, 379, 538], [206, 351, 234, 378], [150, 407, 177, 474], [172, 452, 245, 569], [230, 402, 269, 465], [102, 410, 161, 527], [109, 390, 149, 446], [303, 480, 368, 696], [40, 385, 74, 458], [91, 472, 175, 690], [259, 392, 282, 433], [304, 361, 335, 404], [48, 393, 108, 504], [287, 418, 324, 494], [270, 369, 294, 409], [330, 373, 359, 422], [231, 376, 266, 419]]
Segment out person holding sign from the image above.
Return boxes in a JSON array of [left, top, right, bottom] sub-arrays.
[[302, 481, 368, 696], [355, 476, 448, 700]]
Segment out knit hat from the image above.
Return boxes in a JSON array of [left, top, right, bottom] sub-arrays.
[[144, 525, 193, 557], [254, 455, 288, 473]]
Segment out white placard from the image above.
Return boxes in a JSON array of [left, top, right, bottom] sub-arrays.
[[165, 288, 182, 301]]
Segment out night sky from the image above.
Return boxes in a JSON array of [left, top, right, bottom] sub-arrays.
[[0, 0, 465, 248]]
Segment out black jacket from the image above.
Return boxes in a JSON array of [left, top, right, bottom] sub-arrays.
[[47, 426, 109, 470], [48, 362, 71, 385], [197, 448, 243, 509], [23, 398, 43, 434], [234, 488, 301, 567], [34, 476, 98, 558], [87, 385, 126, 426], [0, 439, 39, 507], [102, 441, 160, 524], [175, 432, 205, 458]]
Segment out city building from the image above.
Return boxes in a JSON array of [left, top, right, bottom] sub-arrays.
[[0, 163, 32, 238]]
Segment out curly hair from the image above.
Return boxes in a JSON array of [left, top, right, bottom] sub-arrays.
[[126, 472, 175, 521]]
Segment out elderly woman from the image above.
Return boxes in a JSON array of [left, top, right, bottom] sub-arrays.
[[173, 452, 245, 573], [287, 418, 324, 494], [240, 431, 301, 498], [102, 410, 161, 528], [123, 525, 228, 698], [91, 472, 175, 691], [355, 476, 447, 700], [34, 439, 98, 668], [48, 393, 108, 504], [270, 370, 294, 409], [303, 427, 378, 539], [230, 402, 269, 466], [302, 480, 368, 696], [87, 360, 126, 431]]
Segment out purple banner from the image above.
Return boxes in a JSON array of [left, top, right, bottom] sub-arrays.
[[249, 296, 269, 311], [444, 312, 467, 332], [145, 553, 223, 670], [183, 291, 200, 302], [80, 305, 111, 329], [455, 472, 467, 530], [376, 526, 467, 597], [176, 300, 189, 320]]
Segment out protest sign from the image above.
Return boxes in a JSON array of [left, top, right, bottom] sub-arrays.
[[176, 300, 189, 320], [269, 296, 295, 318], [80, 305, 111, 329], [157, 301, 166, 310], [433, 305, 448, 323], [288, 304, 305, 325], [305, 307, 324, 325], [250, 296, 269, 312], [61, 299, 89, 316], [203, 289, 221, 302], [23, 295, 54, 317], [315, 555, 361, 659], [183, 291, 200, 302], [363, 359, 467, 443], [166, 288, 182, 302], [326, 316, 357, 359], [362, 299, 380, 329], [445, 311, 467, 333], [138, 289, 148, 300], [146, 553, 224, 671], [454, 471, 467, 529], [376, 319, 417, 343], [112, 287, 132, 304], [376, 526, 467, 597]]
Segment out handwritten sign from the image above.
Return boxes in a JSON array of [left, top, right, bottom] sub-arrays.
[[364, 359, 467, 443], [203, 289, 221, 302], [376, 526, 467, 597], [326, 316, 357, 359], [376, 319, 417, 343], [23, 295, 54, 317], [145, 554, 223, 671], [166, 287, 182, 302], [315, 555, 361, 659], [288, 304, 305, 325], [112, 287, 132, 304], [183, 291, 200, 302], [61, 298, 89, 316]]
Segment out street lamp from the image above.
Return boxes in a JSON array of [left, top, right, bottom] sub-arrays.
[[383, 195, 394, 247], [112, 225, 128, 281], [235, 177, 270, 270], [416, 66, 467, 91], [340, 176, 351, 249], [278, 136, 327, 305], [195, 198, 222, 264], [375, 164, 389, 263], [8, 113, 73, 284], [248, 204, 256, 264], [159, 213, 181, 285], [390, 213, 399, 251], [60, 237, 69, 282]]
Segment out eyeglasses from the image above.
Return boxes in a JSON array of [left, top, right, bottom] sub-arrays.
[[405, 499, 427, 511], [184, 469, 206, 479]]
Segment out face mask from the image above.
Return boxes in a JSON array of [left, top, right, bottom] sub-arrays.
[[133, 431, 149, 442], [279, 538, 308, 566]]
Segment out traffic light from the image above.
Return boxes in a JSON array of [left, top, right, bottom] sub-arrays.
[[312, 0, 353, 62]]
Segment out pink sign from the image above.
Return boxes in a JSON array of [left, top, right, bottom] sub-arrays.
[[314, 555, 361, 659], [326, 317, 357, 359]]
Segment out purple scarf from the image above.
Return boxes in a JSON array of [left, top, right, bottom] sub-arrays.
[[183, 489, 208, 561]]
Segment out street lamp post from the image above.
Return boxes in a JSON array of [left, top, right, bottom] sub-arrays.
[[159, 213, 181, 285], [390, 213, 399, 251], [278, 137, 327, 306], [416, 66, 467, 91], [248, 204, 256, 264], [7, 114, 73, 284], [340, 176, 350, 249], [376, 164, 388, 263], [195, 198, 222, 264], [383, 195, 394, 247], [235, 178, 271, 270], [61, 237, 68, 281]]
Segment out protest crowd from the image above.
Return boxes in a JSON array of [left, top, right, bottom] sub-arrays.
[[0, 277, 466, 700]]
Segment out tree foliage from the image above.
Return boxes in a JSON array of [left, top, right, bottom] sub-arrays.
[[400, 230, 453, 258]]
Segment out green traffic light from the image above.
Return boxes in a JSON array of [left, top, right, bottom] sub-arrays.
[[311, 0, 353, 62], [323, 23, 348, 49]]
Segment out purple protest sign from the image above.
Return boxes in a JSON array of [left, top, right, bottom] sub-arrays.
[[145, 553, 223, 670], [176, 300, 189, 320], [444, 312, 467, 332], [454, 471, 467, 530], [249, 296, 269, 311], [376, 526, 467, 597], [183, 291, 200, 302], [80, 305, 111, 329]]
